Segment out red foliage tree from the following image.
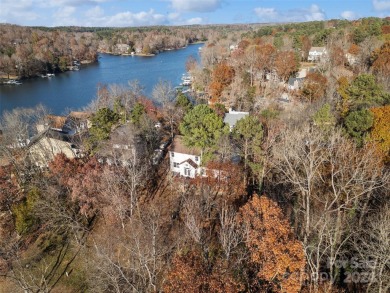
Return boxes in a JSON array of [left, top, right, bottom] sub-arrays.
[[67, 157, 104, 218]]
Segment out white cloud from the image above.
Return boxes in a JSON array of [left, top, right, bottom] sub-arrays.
[[97, 9, 167, 27], [0, 0, 39, 23], [254, 4, 326, 22], [54, 6, 76, 18], [341, 11, 358, 20], [52, 6, 78, 26], [85, 6, 104, 18], [171, 0, 222, 12], [168, 12, 181, 21], [186, 17, 203, 25], [254, 8, 278, 21], [372, 0, 390, 11], [37, 0, 111, 8]]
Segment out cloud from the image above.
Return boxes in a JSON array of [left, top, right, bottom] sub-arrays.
[[171, 0, 222, 12], [341, 11, 358, 20], [37, 0, 111, 8], [0, 0, 39, 23], [254, 4, 326, 23], [84, 9, 167, 27], [254, 8, 278, 20], [372, 0, 390, 11], [186, 17, 203, 25], [85, 6, 104, 18], [52, 6, 78, 26]]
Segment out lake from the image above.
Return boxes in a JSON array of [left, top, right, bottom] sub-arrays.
[[0, 43, 202, 116]]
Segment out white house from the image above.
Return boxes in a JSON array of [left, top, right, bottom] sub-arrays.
[[169, 136, 202, 178], [223, 109, 249, 131], [308, 47, 327, 62]]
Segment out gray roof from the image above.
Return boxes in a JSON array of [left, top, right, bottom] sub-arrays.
[[223, 112, 249, 129], [288, 77, 305, 86]]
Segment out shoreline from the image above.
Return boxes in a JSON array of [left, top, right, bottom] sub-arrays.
[[100, 42, 204, 57]]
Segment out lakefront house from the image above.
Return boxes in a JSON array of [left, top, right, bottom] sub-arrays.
[[169, 136, 202, 178]]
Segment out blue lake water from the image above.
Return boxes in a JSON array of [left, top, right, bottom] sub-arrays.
[[0, 43, 202, 116]]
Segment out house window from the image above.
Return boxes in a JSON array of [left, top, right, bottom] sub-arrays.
[[184, 168, 191, 176], [171, 152, 174, 157], [173, 162, 179, 168], [195, 156, 199, 161]]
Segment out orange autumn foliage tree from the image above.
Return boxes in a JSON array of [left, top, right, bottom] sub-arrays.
[[302, 72, 328, 102], [238, 195, 306, 293], [209, 62, 235, 104], [370, 105, 390, 162], [371, 40, 390, 80], [274, 51, 298, 82], [164, 251, 243, 293]]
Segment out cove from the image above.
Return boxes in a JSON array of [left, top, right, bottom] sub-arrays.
[[0, 43, 202, 116]]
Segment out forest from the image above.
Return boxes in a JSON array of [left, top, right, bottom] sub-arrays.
[[0, 17, 389, 292]]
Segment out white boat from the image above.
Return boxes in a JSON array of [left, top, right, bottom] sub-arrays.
[[47, 73, 55, 77], [4, 79, 22, 85]]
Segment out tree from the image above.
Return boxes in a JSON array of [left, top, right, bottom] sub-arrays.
[[270, 126, 387, 291], [371, 40, 390, 90], [175, 92, 192, 114], [209, 62, 235, 104], [313, 103, 336, 133], [370, 105, 390, 161], [344, 109, 374, 147], [179, 105, 228, 160], [274, 51, 298, 81], [352, 205, 390, 293], [87, 107, 119, 152], [238, 195, 306, 293], [130, 102, 146, 125], [346, 74, 390, 110], [233, 115, 263, 184], [164, 250, 242, 293], [301, 72, 328, 102], [185, 55, 197, 72], [153, 80, 176, 138]]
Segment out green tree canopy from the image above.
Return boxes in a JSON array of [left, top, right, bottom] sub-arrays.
[[313, 103, 335, 132], [344, 109, 374, 147], [179, 104, 228, 152], [88, 107, 119, 152], [233, 115, 263, 184], [346, 74, 390, 111], [130, 102, 146, 125], [175, 92, 192, 113]]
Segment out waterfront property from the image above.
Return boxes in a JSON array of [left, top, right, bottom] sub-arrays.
[[28, 129, 82, 167], [169, 136, 202, 178]]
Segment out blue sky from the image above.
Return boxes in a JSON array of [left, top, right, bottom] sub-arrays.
[[1, 0, 389, 27]]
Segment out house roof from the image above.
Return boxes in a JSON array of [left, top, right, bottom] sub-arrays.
[[223, 110, 249, 129], [170, 136, 201, 156], [28, 129, 80, 149], [288, 77, 305, 86], [180, 158, 198, 169]]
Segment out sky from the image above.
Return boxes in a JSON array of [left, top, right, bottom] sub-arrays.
[[0, 0, 389, 27]]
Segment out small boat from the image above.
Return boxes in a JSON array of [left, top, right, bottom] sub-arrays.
[[47, 73, 55, 77], [4, 79, 22, 85]]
